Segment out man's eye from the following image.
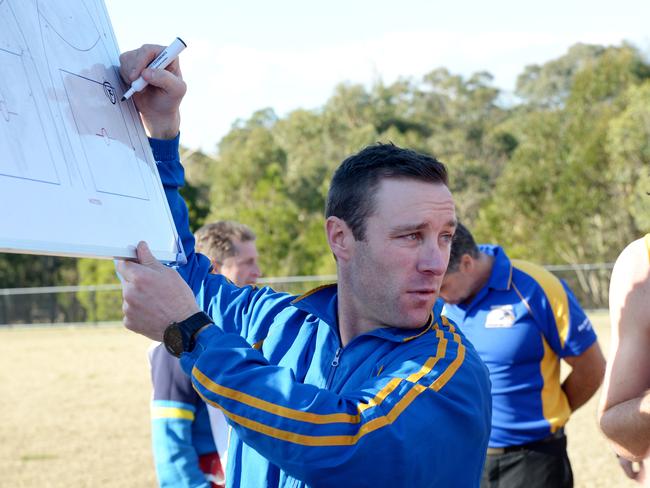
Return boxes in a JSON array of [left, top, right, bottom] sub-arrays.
[[403, 233, 419, 241]]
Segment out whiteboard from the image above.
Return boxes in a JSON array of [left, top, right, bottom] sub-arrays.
[[0, 0, 183, 264]]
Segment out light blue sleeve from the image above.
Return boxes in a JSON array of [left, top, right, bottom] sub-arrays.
[[150, 343, 212, 488]]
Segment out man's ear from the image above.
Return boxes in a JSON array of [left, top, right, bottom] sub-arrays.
[[460, 254, 474, 273], [326, 216, 353, 262]]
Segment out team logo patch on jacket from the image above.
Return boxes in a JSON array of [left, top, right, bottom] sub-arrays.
[[485, 305, 515, 328]]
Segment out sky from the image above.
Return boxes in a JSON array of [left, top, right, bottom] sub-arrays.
[[104, 0, 650, 153]]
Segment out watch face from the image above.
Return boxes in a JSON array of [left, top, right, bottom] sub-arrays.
[[163, 324, 184, 357]]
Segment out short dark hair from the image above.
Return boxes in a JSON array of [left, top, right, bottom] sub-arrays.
[[325, 143, 448, 240], [448, 222, 479, 272], [194, 220, 256, 264]]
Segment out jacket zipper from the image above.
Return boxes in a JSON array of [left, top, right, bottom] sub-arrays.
[[286, 348, 341, 488], [325, 347, 342, 389]]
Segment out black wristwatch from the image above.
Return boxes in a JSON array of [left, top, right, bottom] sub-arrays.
[[163, 311, 214, 357]]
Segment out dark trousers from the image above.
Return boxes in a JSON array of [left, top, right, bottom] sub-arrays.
[[481, 432, 573, 488]]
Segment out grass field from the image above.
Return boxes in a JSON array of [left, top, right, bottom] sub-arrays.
[[0, 313, 639, 487]]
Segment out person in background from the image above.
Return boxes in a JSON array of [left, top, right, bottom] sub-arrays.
[[149, 221, 261, 487], [599, 235, 650, 485], [116, 42, 492, 488], [194, 221, 261, 287], [440, 223, 606, 488]]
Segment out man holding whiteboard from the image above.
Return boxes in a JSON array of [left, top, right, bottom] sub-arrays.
[[116, 44, 491, 488]]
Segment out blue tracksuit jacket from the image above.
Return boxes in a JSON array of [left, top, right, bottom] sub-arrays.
[[151, 135, 492, 488]]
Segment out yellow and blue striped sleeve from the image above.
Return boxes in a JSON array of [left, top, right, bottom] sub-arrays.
[[180, 319, 491, 486]]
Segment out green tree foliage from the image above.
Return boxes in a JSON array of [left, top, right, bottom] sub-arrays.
[[76, 258, 121, 322], [198, 42, 648, 283], [0, 254, 80, 324], [478, 44, 650, 262], [477, 44, 650, 305], [606, 82, 650, 232], [179, 146, 213, 233], [0, 254, 75, 288], [208, 108, 332, 276], [515, 43, 606, 108], [414, 68, 509, 221], [4, 42, 648, 311]]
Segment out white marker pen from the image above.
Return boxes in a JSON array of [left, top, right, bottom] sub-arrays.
[[121, 37, 187, 101]]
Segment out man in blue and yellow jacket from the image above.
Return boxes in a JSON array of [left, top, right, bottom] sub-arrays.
[[116, 43, 492, 488]]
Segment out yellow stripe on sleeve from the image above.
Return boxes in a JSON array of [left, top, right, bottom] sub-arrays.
[[193, 327, 450, 423], [539, 337, 571, 431], [358, 329, 447, 413], [193, 368, 361, 424], [429, 343, 466, 392], [151, 406, 195, 421], [510, 260, 570, 348], [191, 325, 467, 446], [511, 260, 571, 432]]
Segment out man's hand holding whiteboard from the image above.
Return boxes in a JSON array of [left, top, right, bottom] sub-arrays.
[[0, 0, 184, 264]]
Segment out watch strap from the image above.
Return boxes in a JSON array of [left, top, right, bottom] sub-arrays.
[[164, 311, 214, 357], [179, 311, 214, 352]]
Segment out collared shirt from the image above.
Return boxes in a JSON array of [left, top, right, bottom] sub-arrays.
[[443, 245, 597, 447]]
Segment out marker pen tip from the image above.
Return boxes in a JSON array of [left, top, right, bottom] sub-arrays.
[[120, 96, 126, 102]]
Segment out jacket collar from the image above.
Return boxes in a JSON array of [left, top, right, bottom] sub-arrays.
[[291, 284, 441, 343], [291, 283, 339, 327]]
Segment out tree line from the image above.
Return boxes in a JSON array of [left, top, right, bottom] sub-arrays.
[[1, 42, 648, 321]]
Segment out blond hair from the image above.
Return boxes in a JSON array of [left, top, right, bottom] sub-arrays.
[[194, 221, 256, 263]]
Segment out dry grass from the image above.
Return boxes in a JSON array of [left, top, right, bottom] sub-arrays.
[[0, 313, 638, 487], [0, 326, 155, 487]]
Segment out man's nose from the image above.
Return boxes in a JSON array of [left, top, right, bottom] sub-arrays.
[[417, 243, 447, 275]]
